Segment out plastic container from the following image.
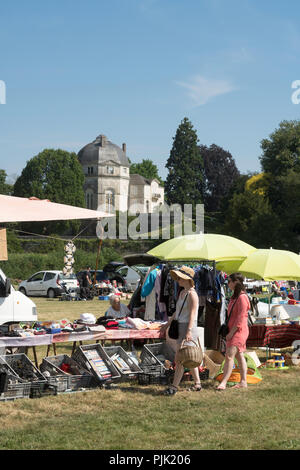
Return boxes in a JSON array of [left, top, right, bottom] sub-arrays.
[[140, 342, 175, 373], [103, 346, 143, 380], [45, 328, 61, 334], [40, 354, 95, 391], [0, 353, 49, 397], [0, 363, 31, 401], [138, 369, 174, 386], [72, 344, 121, 384]]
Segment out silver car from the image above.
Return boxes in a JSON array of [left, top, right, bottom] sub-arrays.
[[18, 270, 79, 298], [115, 265, 149, 292]]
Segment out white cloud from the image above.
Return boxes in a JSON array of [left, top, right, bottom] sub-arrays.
[[176, 75, 236, 106]]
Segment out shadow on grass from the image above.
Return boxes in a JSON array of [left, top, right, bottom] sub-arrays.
[[114, 379, 216, 396]]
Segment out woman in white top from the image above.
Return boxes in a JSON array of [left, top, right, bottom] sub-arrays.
[[162, 266, 201, 395], [105, 294, 131, 319]]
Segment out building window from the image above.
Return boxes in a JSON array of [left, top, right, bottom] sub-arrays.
[[87, 167, 94, 175], [105, 189, 115, 213], [86, 191, 94, 209], [107, 166, 114, 175]]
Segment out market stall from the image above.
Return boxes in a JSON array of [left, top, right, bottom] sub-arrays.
[[247, 323, 300, 349], [0, 323, 166, 367]]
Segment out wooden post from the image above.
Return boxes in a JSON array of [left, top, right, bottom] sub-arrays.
[[94, 238, 103, 285], [0, 228, 8, 261]]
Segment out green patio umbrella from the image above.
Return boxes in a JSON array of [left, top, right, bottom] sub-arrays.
[[217, 248, 300, 316], [147, 233, 256, 262], [217, 248, 300, 281]]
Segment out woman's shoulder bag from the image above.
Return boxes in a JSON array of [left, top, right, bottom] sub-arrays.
[[168, 293, 188, 340]]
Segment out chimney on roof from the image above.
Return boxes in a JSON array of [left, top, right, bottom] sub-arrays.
[[101, 135, 107, 147], [122, 143, 126, 155]]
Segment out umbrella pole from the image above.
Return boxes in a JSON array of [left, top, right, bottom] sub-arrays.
[[268, 281, 271, 316]]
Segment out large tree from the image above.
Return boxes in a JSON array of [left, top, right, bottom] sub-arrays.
[[199, 144, 240, 213], [165, 117, 204, 209], [130, 158, 163, 185], [260, 120, 300, 176], [222, 188, 281, 248], [0, 170, 13, 195], [13, 149, 85, 234]]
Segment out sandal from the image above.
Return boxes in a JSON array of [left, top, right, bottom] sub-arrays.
[[231, 384, 247, 389], [188, 384, 202, 392], [163, 386, 178, 396]]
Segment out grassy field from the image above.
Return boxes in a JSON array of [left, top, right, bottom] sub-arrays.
[[0, 296, 299, 451]]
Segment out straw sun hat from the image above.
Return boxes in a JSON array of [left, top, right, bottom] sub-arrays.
[[169, 266, 195, 286]]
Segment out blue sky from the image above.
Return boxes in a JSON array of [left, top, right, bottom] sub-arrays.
[[0, 0, 300, 183]]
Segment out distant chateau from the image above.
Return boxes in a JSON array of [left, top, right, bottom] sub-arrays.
[[78, 134, 164, 214]]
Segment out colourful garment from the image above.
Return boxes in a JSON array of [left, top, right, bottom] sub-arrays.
[[227, 292, 250, 352]]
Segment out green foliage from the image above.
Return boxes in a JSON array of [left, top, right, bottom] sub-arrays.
[[165, 117, 204, 210], [0, 246, 122, 280], [6, 230, 23, 253], [0, 169, 13, 195], [199, 144, 240, 212], [130, 159, 164, 185], [266, 169, 300, 245], [260, 120, 300, 177], [222, 189, 281, 248], [13, 149, 85, 235]]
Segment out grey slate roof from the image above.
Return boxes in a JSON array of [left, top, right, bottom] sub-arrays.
[[78, 134, 130, 167], [129, 174, 152, 185]]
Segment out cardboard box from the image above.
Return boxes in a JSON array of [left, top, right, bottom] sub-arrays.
[[0, 228, 7, 261], [203, 349, 224, 378]]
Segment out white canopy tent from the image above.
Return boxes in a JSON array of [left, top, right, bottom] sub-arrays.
[[0, 195, 113, 261], [0, 195, 112, 223]]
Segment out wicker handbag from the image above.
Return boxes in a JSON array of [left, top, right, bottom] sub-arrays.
[[177, 339, 203, 369]]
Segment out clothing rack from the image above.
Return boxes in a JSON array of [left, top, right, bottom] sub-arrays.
[[164, 260, 216, 278]]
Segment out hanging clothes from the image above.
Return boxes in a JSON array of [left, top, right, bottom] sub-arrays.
[[154, 269, 167, 321], [141, 267, 159, 321], [194, 265, 216, 297], [204, 298, 221, 350], [158, 265, 177, 317]]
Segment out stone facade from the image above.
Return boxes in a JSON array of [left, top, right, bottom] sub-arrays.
[[78, 134, 164, 213]]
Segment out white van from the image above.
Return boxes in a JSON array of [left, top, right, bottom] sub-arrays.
[[0, 268, 37, 326]]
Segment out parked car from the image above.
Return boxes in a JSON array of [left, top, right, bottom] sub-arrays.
[[102, 261, 125, 273], [115, 265, 149, 291], [76, 270, 128, 290], [18, 271, 79, 298]]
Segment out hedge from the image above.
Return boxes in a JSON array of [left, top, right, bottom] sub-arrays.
[[0, 247, 122, 281]]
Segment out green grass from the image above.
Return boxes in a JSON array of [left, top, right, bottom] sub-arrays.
[[0, 296, 299, 450]]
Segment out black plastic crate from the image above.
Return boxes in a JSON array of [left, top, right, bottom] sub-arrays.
[[138, 369, 174, 386], [72, 344, 121, 384], [140, 363, 165, 375], [199, 368, 210, 381], [45, 375, 69, 393], [0, 364, 31, 401], [140, 342, 175, 371], [30, 382, 58, 399], [40, 354, 95, 391], [103, 346, 143, 381], [0, 354, 48, 395]]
